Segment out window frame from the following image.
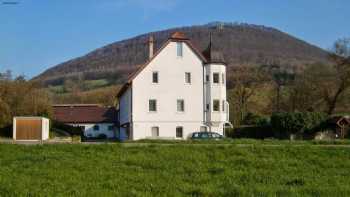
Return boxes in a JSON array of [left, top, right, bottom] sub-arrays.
[[108, 125, 114, 131], [185, 72, 191, 84], [149, 99, 157, 112], [206, 75, 210, 82], [152, 71, 159, 84], [213, 73, 220, 84], [177, 99, 185, 112], [176, 126, 183, 138], [222, 100, 225, 112], [213, 99, 220, 112]]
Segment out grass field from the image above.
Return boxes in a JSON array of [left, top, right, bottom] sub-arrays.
[[0, 143, 349, 196]]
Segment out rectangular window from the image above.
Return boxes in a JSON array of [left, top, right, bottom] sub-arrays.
[[151, 126, 159, 137], [93, 125, 99, 131], [149, 99, 157, 112], [206, 104, 210, 111], [108, 125, 114, 131], [177, 42, 183, 57], [185, 72, 191, 84], [176, 127, 183, 138], [213, 73, 220, 84], [177, 99, 185, 112], [222, 73, 225, 84], [222, 100, 225, 112], [213, 99, 220, 112], [152, 71, 158, 83]]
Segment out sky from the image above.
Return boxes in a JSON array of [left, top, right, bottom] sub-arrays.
[[0, 0, 349, 78]]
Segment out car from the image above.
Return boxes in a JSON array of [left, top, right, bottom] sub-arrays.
[[191, 132, 224, 140]]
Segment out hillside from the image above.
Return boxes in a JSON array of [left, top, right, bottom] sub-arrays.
[[35, 22, 330, 87]]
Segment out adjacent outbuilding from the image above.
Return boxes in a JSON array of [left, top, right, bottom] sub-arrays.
[[52, 104, 118, 139], [13, 117, 50, 141]]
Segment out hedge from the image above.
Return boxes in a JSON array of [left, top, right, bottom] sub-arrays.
[[271, 112, 328, 138]]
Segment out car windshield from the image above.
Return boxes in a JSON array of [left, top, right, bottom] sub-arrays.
[[200, 133, 209, 138]]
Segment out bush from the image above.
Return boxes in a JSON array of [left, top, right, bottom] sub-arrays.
[[225, 125, 273, 139], [271, 112, 328, 139], [0, 125, 12, 138], [242, 113, 269, 126]]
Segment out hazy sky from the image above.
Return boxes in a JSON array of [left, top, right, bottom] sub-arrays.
[[0, 0, 349, 78]]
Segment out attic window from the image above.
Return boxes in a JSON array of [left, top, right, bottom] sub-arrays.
[[177, 42, 183, 57]]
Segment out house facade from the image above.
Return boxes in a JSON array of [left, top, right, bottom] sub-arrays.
[[53, 104, 118, 138], [117, 32, 231, 140]]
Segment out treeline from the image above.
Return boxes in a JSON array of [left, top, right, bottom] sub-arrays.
[[0, 72, 52, 134], [228, 38, 350, 127]]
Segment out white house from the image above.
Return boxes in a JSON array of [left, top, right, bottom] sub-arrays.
[[117, 32, 232, 140], [53, 104, 118, 138]]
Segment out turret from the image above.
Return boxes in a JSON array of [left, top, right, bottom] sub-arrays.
[[202, 33, 229, 134]]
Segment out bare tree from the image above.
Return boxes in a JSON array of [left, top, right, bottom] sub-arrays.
[[229, 65, 267, 125]]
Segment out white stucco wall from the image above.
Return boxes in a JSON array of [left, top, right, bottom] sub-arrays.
[[41, 118, 50, 140], [70, 123, 116, 138], [131, 41, 206, 140], [204, 63, 228, 133]]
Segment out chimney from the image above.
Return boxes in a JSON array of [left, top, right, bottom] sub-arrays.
[[148, 35, 154, 60]]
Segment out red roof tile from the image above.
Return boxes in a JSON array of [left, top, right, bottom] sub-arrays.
[[52, 104, 118, 124]]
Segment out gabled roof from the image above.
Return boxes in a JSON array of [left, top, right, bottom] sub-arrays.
[[52, 104, 118, 124], [117, 32, 207, 97]]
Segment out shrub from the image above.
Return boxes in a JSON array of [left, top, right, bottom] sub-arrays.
[[0, 125, 12, 138], [231, 125, 273, 139], [242, 113, 269, 126], [271, 112, 328, 139]]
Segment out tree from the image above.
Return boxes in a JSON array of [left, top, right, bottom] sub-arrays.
[[324, 38, 350, 114], [229, 65, 267, 126], [285, 38, 350, 115], [0, 72, 52, 128], [261, 64, 295, 112], [287, 64, 326, 112]]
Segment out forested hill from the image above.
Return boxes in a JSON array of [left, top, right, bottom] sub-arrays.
[[35, 22, 330, 86]]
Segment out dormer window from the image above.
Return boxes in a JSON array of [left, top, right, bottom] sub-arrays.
[[152, 71, 158, 83], [177, 42, 183, 57]]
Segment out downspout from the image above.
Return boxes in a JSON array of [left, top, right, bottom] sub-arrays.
[[203, 64, 206, 125]]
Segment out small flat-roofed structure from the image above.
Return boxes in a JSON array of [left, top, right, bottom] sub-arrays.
[[13, 117, 50, 141]]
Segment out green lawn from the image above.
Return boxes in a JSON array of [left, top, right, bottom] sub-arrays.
[[0, 143, 349, 196]]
